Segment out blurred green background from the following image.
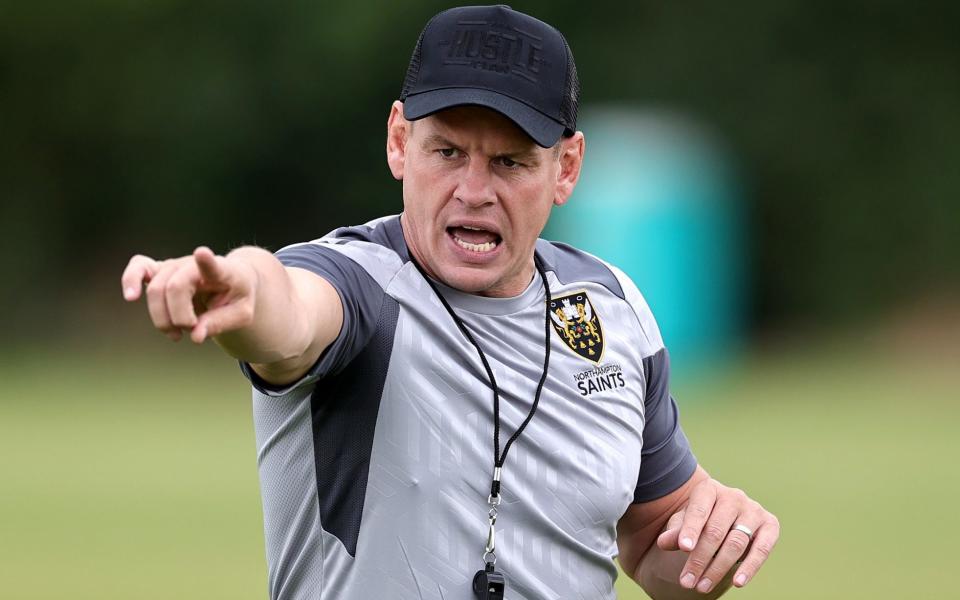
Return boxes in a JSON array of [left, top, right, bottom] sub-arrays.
[[1, 1, 958, 598]]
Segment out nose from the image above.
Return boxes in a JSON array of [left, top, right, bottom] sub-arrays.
[[454, 159, 496, 208]]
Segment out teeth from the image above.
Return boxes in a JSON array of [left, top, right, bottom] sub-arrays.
[[463, 225, 484, 231], [454, 237, 498, 253]]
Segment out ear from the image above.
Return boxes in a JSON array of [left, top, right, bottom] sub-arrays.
[[554, 131, 585, 206], [386, 101, 411, 181]]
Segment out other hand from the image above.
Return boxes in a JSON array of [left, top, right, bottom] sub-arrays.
[[656, 478, 779, 594]]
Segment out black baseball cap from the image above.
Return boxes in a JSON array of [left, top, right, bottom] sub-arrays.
[[399, 5, 580, 148]]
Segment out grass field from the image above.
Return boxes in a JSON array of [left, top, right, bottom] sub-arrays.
[[1, 335, 956, 599]]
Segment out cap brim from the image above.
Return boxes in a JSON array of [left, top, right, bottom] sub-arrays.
[[403, 88, 566, 148]]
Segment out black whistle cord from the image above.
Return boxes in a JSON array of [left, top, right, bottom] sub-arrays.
[[409, 255, 553, 499]]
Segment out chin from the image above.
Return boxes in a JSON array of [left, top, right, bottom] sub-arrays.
[[439, 267, 501, 294]]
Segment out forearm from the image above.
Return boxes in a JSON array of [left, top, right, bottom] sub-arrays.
[[636, 547, 733, 600], [213, 246, 316, 370]]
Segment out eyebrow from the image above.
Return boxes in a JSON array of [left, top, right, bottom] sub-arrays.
[[499, 148, 541, 165], [421, 133, 541, 164], [422, 134, 458, 149]]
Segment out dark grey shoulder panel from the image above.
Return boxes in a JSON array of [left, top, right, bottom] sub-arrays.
[[277, 244, 387, 381], [326, 215, 410, 262], [535, 239, 624, 299], [633, 347, 698, 503], [310, 294, 400, 556], [239, 244, 386, 396]]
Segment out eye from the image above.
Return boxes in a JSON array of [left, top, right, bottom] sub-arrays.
[[496, 156, 519, 168], [438, 148, 459, 158]]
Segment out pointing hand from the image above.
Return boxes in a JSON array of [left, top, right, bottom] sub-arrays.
[[121, 247, 257, 344]]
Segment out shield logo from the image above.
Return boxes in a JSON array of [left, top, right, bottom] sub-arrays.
[[549, 291, 604, 363]]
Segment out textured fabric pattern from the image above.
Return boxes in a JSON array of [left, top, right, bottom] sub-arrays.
[[310, 294, 400, 556], [244, 215, 697, 599]]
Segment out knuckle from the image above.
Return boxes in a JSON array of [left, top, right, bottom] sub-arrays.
[[686, 556, 709, 572], [739, 560, 759, 578], [702, 525, 727, 545], [754, 543, 773, 560], [170, 311, 193, 328], [726, 534, 749, 555], [145, 280, 164, 298], [150, 311, 171, 328], [238, 301, 255, 324], [166, 275, 189, 295], [688, 504, 709, 519], [164, 279, 183, 295], [704, 560, 731, 581], [770, 514, 781, 530]]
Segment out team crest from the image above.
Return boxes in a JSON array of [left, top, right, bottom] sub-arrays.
[[549, 291, 604, 363]]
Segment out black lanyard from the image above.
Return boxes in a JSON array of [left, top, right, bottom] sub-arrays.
[[409, 255, 553, 598]]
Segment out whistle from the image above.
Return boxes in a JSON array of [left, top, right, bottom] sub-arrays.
[[472, 563, 505, 600]]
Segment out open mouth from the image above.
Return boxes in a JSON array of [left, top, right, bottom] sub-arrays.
[[447, 225, 502, 254]]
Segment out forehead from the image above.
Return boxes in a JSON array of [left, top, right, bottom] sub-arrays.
[[412, 106, 537, 151]]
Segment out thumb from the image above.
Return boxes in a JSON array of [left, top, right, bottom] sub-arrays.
[[657, 509, 686, 551], [657, 526, 681, 551], [190, 300, 254, 343]]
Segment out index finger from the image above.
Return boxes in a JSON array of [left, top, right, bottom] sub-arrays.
[[121, 255, 160, 301], [193, 246, 229, 287], [677, 482, 718, 551]]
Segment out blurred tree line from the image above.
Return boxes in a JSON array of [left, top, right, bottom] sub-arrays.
[[1, 0, 957, 339]]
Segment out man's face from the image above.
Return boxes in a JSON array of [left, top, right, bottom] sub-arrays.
[[387, 102, 583, 298]]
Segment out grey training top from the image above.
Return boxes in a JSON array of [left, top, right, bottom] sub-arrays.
[[241, 215, 697, 600]]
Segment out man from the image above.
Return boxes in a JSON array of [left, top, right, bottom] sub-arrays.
[[122, 6, 778, 599]]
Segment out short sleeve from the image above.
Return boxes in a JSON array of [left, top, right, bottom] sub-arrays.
[[633, 347, 698, 503], [239, 241, 387, 396]]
